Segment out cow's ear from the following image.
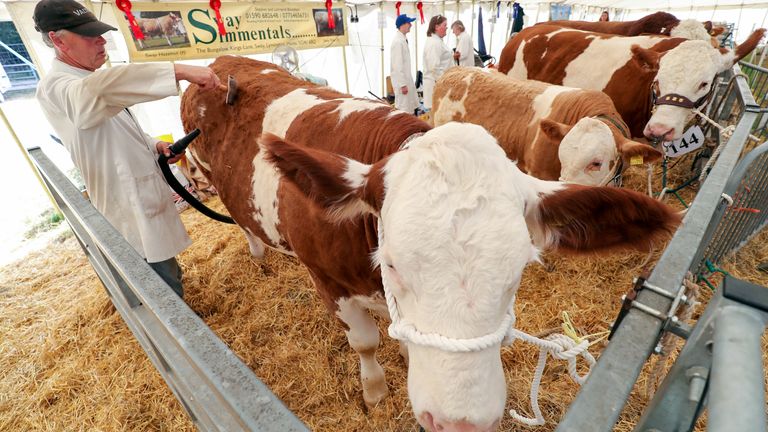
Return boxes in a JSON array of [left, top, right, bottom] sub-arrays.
[[710, 25, 725, 37], [539, 119, 572, 141], [618, 138, 663, 164], [631, 45, 661, 72], [259, 133, 383, 221], [530, 184, 681, 254], [726, 28, 767, 67], [703, 21, 713, 32]]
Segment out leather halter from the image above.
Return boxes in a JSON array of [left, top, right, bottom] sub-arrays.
[[650, 80, 713, 111]]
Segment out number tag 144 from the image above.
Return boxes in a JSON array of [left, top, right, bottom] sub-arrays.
[[662, 125, 705, 158]]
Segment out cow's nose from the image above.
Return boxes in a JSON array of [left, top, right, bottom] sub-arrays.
[[422, 412, 501, 432], [644, 124, 675, 142]]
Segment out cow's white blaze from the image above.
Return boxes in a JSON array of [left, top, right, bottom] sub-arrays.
[[374, 122, 548, 430], [563, 34, 661, 90], [645, 40, 733, 140], [558, 118, 618, 185]]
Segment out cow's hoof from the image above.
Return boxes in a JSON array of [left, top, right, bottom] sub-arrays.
[[363, 383, 389, 409]]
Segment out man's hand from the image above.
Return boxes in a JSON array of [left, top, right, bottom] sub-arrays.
[[453, 51, 461, 60], [174, 64, 221, 90], [401, 85, 408, 95], [156, 140, 183, 164]]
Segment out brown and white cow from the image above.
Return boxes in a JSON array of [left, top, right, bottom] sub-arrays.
[[136, 12, 181, 48], [497, 25, 765, 141], [181, 56, 681, 432], [432, 67, 661, 186], [542, 12, 723, 45], [541, 11, 679, 36]]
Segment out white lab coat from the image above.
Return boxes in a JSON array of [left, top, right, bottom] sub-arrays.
[[37, 60, 191, 263], [423, 34, 453, 109], [456, 31, 474, 67], [390, 30, 418, 113]]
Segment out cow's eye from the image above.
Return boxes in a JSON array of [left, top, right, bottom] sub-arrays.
[[699, 82, 709, 90]]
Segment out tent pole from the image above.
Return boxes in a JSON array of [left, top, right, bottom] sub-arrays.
[[0, 106, 62, 216], [489, 1, 495, 57], [505, 2, 512, 41], [414, 2, 419, 75], [380, 2, 385, 99], [342, 45, 350, 94], [470, 0, 475, 40]]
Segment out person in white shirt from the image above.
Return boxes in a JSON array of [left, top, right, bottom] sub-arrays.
[[390, 14, 418, 114], [422, 14, 452, 110], [33, 0, 221, 298], [451, 20, 474, 67]]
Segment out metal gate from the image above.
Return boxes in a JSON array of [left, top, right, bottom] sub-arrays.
[[28, 148, 309, 432], [558, 64, 768, 431]]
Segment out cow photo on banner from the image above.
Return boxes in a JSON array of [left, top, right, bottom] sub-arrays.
[[112, 1, 349, 62]]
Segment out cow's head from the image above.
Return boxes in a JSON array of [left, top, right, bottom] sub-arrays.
[[634, 28, 766, 141], [260, 122, 680, 432], [539, 117, 662, 185]]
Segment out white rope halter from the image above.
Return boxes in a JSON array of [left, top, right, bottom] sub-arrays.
[[377, 219, 596, 426]]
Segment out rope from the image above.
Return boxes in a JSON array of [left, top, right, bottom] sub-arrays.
[[508, 330, 596, 426]]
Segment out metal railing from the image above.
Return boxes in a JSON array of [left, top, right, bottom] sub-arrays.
[[28, 147, 309, 432], [557, 64, 764, 431], [739, 61, 768, 141]]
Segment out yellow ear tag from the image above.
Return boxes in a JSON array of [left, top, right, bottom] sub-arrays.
[[630, 155, 644, 166]]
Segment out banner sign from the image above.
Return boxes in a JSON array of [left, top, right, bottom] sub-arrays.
[[112, 1, 348, 62]]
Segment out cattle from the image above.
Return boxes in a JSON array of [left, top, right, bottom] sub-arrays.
[[180, 56, 681, 432], [543, 14, 724, 47], [497, 25, 766, 141], [432, 67, 661, 186], [136, 12, 181, 48], [541, 11, 680, 36]]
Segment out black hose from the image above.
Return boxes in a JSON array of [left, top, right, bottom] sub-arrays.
[[158, 129, 236, 224]]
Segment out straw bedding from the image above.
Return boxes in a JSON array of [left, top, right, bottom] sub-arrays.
[[1, 148, 765, 431]]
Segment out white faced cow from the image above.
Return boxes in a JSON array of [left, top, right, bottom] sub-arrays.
[[498, 25, 765, 141], [181, 56, 681, 432], [432, 67, 662, 186]]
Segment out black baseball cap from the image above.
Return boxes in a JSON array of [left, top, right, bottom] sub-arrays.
[[33, 0, 117, 36]]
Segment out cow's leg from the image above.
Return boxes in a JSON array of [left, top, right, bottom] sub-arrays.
[[166, 35, 172, 46], [337, 297, 388, 408], [242, 228, 266, 258], [367, 302, 409, 363]]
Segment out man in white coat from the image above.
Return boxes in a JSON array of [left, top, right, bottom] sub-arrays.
[[33, 0, 220, 298], [452, 20, 474, 67], [390, 14, 418, 114], [422, 15, 452, 110]]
